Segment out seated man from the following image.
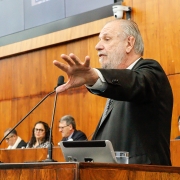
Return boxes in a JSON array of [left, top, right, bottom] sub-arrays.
[[4, 128, 27, 149], [58, 115, 87, 142]]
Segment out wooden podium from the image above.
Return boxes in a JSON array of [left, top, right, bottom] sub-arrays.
[[1, 141, 180, 180], [1, 140, 180, 165], [1, 162, 180, 180], [0, 146, 64, 163]]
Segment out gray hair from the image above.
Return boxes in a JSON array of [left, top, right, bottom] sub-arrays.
[[109, 19, 144, 55], [4, 128, 17, 136], [59, 115, 76, 130]]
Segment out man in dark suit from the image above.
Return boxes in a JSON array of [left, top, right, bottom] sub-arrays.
[[58, 115, 87, 142], [53, 19, 173, 165], [4, 128, 27, 149]]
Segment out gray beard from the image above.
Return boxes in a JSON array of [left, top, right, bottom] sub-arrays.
[[101, 57, 123, 69], [99, 50, 125, 69]]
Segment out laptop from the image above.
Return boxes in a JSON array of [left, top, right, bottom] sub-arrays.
[[59, 140, 118, 163]]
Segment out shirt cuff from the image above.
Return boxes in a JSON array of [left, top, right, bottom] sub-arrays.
[[85, 69, 107, 92]]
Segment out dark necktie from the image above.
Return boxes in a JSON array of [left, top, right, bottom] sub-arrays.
[[99, 99, 113, 127]]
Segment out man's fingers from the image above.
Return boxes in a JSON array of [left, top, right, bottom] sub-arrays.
[[69, 53, 82, 66], [60, 53, 90, 68], [53, 60, 68, 72], [61, 54, 75, 66], [69, 54, 91, 67], [84, 56, 90, 67]]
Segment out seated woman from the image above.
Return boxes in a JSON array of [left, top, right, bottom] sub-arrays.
[[26, 121, 52, 148]]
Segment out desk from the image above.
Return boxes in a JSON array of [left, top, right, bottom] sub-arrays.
[[0, 162, 78, 180], [1, 162, 180, 180], [0, 141, 180, 166], [79, 163, 180, 180]]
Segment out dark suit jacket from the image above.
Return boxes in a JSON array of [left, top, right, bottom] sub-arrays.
[[16, 139, 27, 148], [91, 58, 173, 165], [62, 130, 87, 141]]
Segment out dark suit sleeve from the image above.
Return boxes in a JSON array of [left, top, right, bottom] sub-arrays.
[[17, 140, 27, 148], [72, 130, 87, 141], [96, 59, 169, 103]]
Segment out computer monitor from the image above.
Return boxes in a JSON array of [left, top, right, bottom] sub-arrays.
[[59, 140, 118, 163]]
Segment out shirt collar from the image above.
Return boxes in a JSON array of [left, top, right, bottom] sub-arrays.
[[68, 132, 74, 140], [126, 58, 141, 70]]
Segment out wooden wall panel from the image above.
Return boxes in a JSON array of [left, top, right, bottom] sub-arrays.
[[158, 0, 180, 75], [170, 140, 180, 166], [0, 36, 106, 148], [131, 0, 161, 63], [126, 0, 180, 75], [0, 57, 13, 100], [168, 74, 180, 139]]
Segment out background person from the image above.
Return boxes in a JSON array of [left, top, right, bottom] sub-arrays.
[[4, 128, 27, 149], [58, 115, 87, 142], [175, 116, 180, 139], [53, 19, 173, 165], [26, 121, 51, 148]]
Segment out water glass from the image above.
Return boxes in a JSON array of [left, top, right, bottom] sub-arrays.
[[115, 151, 129, 164]]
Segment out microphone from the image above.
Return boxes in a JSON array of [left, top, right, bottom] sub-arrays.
[[42, 76, 64, 162], [54, 76, 64, 90], [0, 76, 64, 146]]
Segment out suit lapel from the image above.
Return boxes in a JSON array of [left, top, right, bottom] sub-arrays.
[[92, 103, 114, 140], [97, 100, 114, 129]]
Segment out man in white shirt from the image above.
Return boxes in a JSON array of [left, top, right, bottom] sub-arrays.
[[4, 128, 27, 149]]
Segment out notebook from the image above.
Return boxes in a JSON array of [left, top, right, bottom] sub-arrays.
[[59, 140, 118, 163]]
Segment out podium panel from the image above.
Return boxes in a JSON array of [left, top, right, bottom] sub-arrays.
[[1, 162, 180, 180], [0, 147, 64, 163], [79, 163, 180, 180], [0, 163, 78, 180]]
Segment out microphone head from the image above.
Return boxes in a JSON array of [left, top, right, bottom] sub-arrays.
[[54, 76, 64, 90], [57, 76, 64, 86]]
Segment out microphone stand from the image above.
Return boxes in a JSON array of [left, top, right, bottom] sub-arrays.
[[0, 76, 64, 146], [42, 92, 58, 162], [0, 76, 64, 163], [0, 91, 55, 145]]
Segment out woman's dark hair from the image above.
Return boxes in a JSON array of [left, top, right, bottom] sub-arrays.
[[28, 121, 52, 148]]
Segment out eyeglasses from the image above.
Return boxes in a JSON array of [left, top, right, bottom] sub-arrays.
[[34, 128, 45, 133], [5, 135, 14, 141], [58, 125, 69, 130]]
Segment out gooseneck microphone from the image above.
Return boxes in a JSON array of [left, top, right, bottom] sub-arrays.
[[43, 76, 64, 162], [54, 76, 64, 90], [0, 76, 64, 147]]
